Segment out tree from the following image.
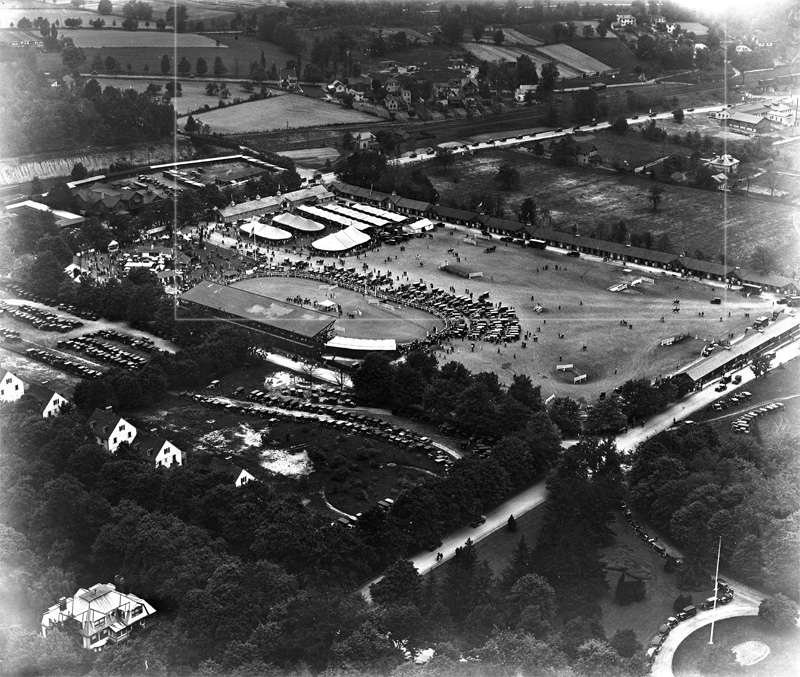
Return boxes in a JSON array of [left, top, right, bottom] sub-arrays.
[[205, 82, 220, 96], [213, 56, 227, 76], [435, 146, 453, 173], [195, 57, 208, 76], [70, 162, 88, 181], [166, 4, 188, 32], [121, 17, 138, 30], [30, 177, 43, 195], [441, 13, 465, 45], [493, 29, 505, 45], [61, 42, 86, 70], [765, 169, 782, 197], [98, 0, 113, 14], [497, 163, 520, 190], [104, 55, 118, 72], [369, 559, 422, 607], [507, 514, 517, 532], [177, 56, 191, 75], [539, 62, 559, 94], [160, 54, 170, 74], [610, 628, 641, 658], [548, 397, 581, 436], [352, 352, 394, 406], [519, 197, 537, 224], [185, 115, 198, 134], [748, 245, 772, 274], [647, 185, 663, 213], [586, 397, 626, 435], [582, 25, 595, 38], [596, 22, 608, 38], [472, 24, 484, 42], [672, 108, 685, 123]]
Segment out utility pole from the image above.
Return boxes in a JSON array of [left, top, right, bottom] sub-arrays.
[[709, 535, 722, 644]]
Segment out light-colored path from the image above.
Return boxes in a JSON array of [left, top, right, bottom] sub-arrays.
[[360, 479, 548, 600]]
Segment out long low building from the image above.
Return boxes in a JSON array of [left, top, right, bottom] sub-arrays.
[[5, 200, 85, 227], [180, 281, 337, 348], [682, 313, 800, 386], [217, 185, 334, 223]]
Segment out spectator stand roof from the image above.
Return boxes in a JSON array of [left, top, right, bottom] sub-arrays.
[[239, 219, 292, 241], [312, 226, 371, 252], [325, 336, 397, 352], [180, 281, 336, 340], [298, 205, 372, 231], [683, 314, 800, 383], [272, 212, 325, 232], [348, 203, 407, 223]]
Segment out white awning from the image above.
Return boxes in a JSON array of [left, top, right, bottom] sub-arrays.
[[325, 336, 396, 351], [239, 220, 292, 241], [272, 212, 325, 232], [312, 226, 370, 252]]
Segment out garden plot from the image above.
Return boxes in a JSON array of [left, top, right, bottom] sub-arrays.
[[179, 94, 377, 134], [64, 28, 223, 49], [534, 43, 614, 74], [460, 42, 537, 65]]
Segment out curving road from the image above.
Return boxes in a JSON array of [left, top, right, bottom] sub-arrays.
[[651, 583, 763, 677]]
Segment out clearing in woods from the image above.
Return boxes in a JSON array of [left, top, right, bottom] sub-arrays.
[[429, 149, 798, 272], [177, 94, 377, 133]]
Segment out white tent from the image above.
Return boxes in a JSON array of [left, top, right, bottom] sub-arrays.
[[318, 299, 337, 309], [272, 211, 325, 232], [403, 218, 434, 234], [239, 219, 292, 241], [312, 226, 370, 253], [325, 336, 396, 352]]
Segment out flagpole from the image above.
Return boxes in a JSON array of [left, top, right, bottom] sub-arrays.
[[709, 536, 722, 644]]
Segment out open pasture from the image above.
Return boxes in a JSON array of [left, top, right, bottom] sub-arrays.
[[310, 225, 773, 401], [178, 94, 377, 133], [231, 276, 444, 344], [430, 149, 798, 273], [559, 37, 648, 74], [63, 28, 221, 49]]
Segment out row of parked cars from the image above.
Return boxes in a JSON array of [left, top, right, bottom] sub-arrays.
[[710, 389, 751, 411], [24, 347, 103, 379], [2, 283, 98, 320], [56, 336, 147, 371], [187, 388, 453, 470], [0, 300, 83, 333], [620, 500, 670, 559], [647, 578, 735, 664], [87, 329, 155, 351], [1, 328, 20, 342], [731, 401, 784, 435]]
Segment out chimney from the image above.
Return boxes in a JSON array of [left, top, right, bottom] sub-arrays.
[[58, 597, 67, 611]]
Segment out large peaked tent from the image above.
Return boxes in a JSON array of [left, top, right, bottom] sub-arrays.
[[239, 219, 292, 241], [272, 212, 325, 232], [312, 226, 370, 253]]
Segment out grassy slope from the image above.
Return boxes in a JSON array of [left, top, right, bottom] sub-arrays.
[[429, 149, 797, 272]]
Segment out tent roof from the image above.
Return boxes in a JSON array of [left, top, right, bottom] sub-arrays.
[[312, 226, 370, 252], [272, 212, 325, 232], [239, 220, 292, 240]]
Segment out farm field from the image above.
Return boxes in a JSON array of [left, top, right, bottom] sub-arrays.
[[534, 43, 613, 74], [87, 76, 274, 116], [500, 28, 544, 46], [673, 616, 800, 677], [231, 277, 444, 343], [365, 26, 433, 44], [62, 28, 221, 49], [177, 94, 377, 133], [561, 37, 649, 74], [429, 149, 798, 273], [39, 32, 294, 78]]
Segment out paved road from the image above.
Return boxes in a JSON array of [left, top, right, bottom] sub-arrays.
[[388, 106, 726, 168], [360, 479, 548, 601]]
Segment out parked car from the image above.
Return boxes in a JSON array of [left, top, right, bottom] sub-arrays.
[[470, 515, 487, 528]]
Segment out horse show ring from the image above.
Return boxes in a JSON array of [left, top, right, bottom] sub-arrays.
[[231, 275, 445, 344]]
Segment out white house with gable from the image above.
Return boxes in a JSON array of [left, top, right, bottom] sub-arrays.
[[132, 430, 185, 468], [88, 407, 137, 453], [0, 369, 25, 403]]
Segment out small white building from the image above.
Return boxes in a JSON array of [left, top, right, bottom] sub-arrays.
[[209, 456, 256, 486], [514, 84, 538, 103], [41, 581, 156, 652], [88, 407, 137, 453], [706, 154, 740, 176], [353, 131, 377, 150], [25, 383, 69, 418], [132, 430, 185, 468], [0, 369, 25, 403]]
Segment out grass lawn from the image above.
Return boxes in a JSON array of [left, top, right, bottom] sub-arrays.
[[63, 28, 220, 49], [690, 357, 800, 442], [423, 499, 548, 582], [128, 376, 443, 517], [429, 149, 798, 273], [178, 93, 377, 133], [231, 276, 444, 343], [672, 616, 800, 677], [570, 129, 675, 168], [598, 513, 686, 645]]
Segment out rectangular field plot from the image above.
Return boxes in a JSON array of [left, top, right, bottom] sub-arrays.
[[500, 28, 544, 46], [180, 95, 377, 134], [534, 43, 614, 74], [65, 28, 223, 49]]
